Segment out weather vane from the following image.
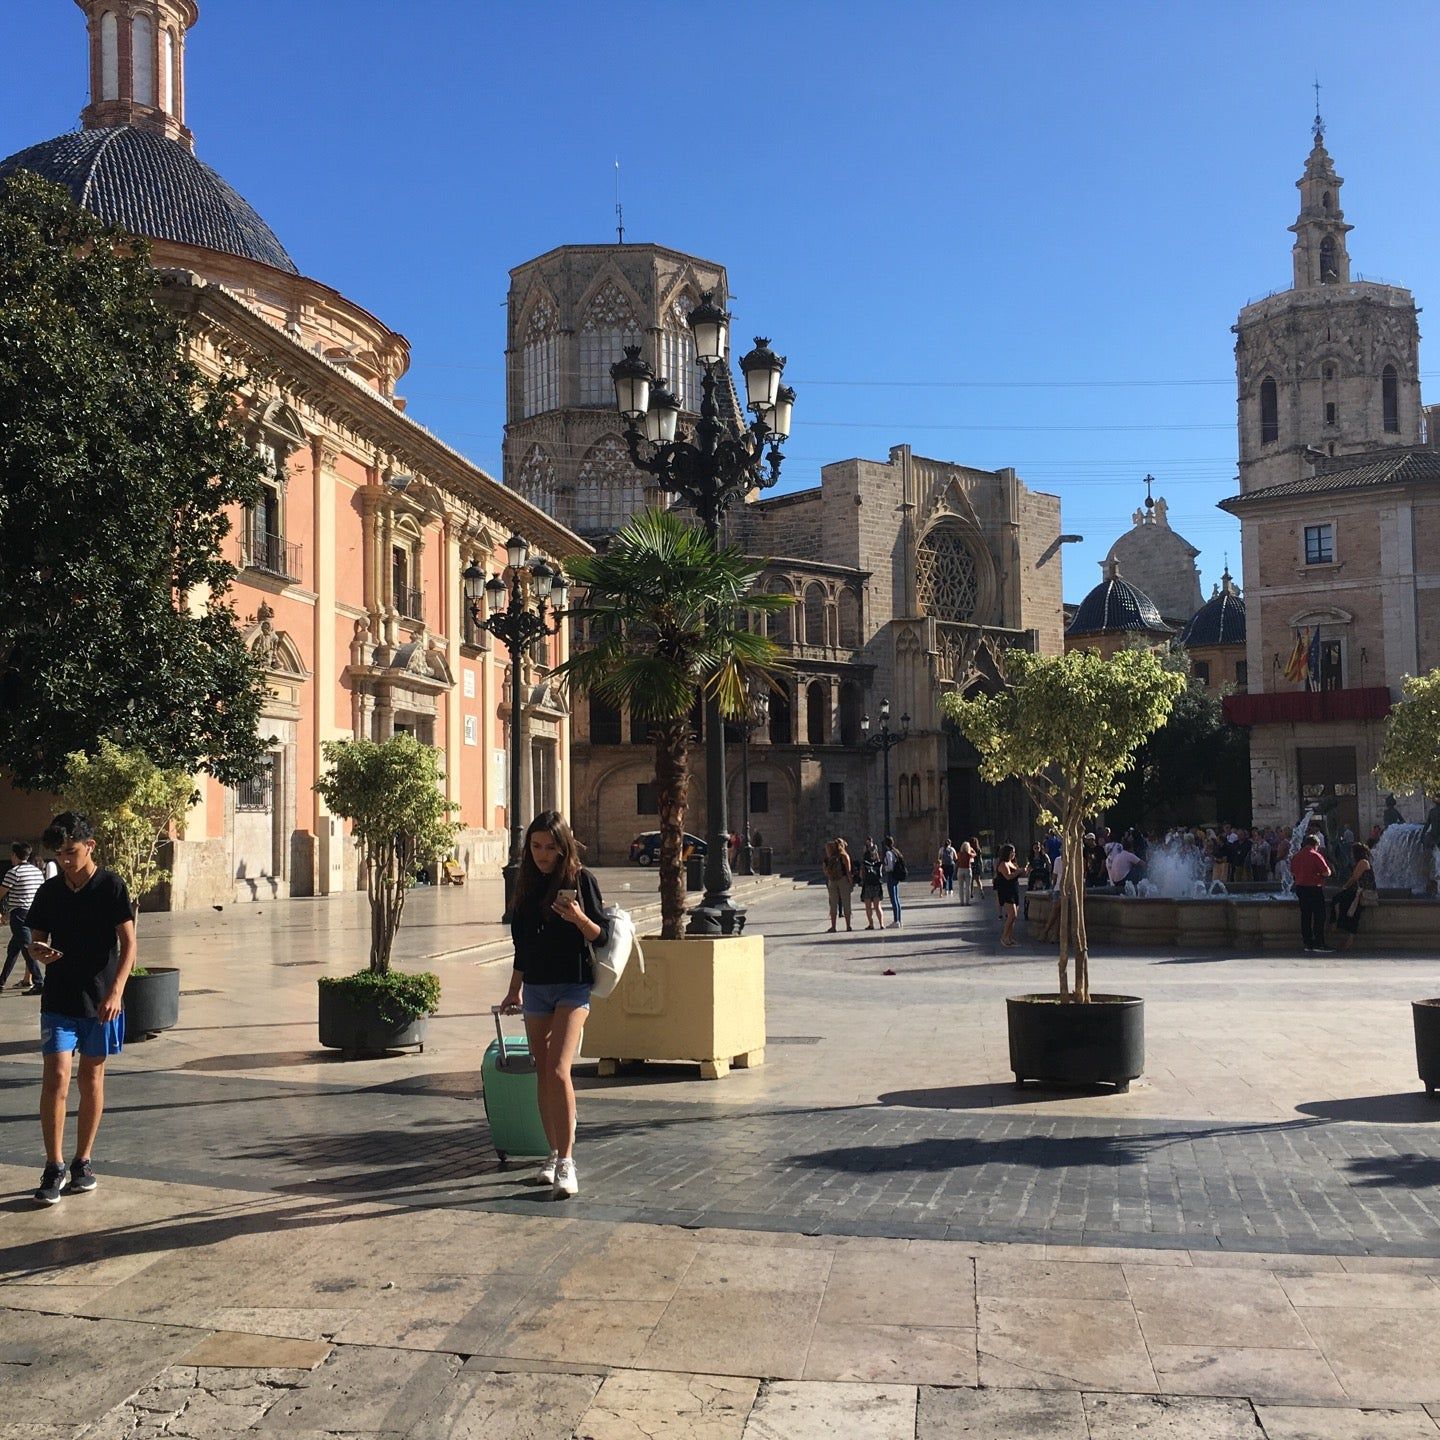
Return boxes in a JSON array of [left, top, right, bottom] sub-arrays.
[[1312, 78, 1324, 144]]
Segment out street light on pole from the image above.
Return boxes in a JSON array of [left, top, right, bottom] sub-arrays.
[[735, 685, 770, 876], [462, 537, 566, 920], [860, 698, 910, 841], [610, 292, 795, 936]]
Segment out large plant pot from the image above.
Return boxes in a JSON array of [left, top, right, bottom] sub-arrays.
[[581, 935, 765, 1080], [123, 967, 181, 1038], [318, 982, 427, 1058], [1007, 993, 1144, 1092], [1414, 999, 1440, 1096]]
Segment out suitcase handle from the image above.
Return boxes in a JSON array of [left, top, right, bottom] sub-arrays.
[[491, 1005, 521, 1069]]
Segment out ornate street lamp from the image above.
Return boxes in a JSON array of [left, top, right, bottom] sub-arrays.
[[860, 698, 910, 842], [735, 685, 770, 876], [463, 537, 566, 919], [610, 292, 795, 935]]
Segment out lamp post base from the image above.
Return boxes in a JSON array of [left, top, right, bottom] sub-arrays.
[[686, 895, 747, 937]]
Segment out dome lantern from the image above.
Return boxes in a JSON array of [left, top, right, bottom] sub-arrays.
[[76, 0, 199, 151]]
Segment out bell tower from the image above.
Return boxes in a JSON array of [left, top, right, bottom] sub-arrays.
[[76, 0, 199, 151], [1289, 110, 1353, 288]]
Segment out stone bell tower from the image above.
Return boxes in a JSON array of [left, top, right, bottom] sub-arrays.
[[76, 0, 198, 150], [1234, 109, 1422, 494]]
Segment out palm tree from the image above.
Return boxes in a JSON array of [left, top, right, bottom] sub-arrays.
[[558, 508, 793, 939]]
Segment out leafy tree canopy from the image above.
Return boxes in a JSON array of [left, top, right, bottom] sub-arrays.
[[1376, 667, 1440, 801], [0, 171, 268, 791]]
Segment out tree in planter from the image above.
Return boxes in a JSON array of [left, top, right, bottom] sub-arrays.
[[60, 739, 196, 924], [313, 735, 459, 1022], [557, 508, 792, 940], [1376, 668, 1440, 853], [943, 648, 1184, 1002], [0, 171, 269, 793]]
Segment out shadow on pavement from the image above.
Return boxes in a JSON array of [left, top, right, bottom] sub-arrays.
[[179, 1049, 342, 1072], [1295, 1092, 1440, 1124], [1344, 1152, 1440, 1188], [878, 1082, 1084, 1110]]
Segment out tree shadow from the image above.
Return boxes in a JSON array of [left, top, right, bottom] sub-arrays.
[[179, 1049, 342, 1072], [878, 1082, 1102, 1110], [1345, 1153, 1440, 1188], [0, 1038, 39, 1058], [1295, 1093, 1440, 1124]]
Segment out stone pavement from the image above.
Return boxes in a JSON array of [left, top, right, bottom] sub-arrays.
[[1, 877, 1439, 1435]]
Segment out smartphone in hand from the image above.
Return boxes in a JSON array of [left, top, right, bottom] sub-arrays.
[[554, 889, 578, 907]]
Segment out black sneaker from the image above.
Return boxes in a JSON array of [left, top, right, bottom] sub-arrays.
[[33, 1162, 68, 1206], [69, 1158, 97, 1193]]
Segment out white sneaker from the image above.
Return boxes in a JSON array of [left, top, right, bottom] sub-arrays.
[[535, 1150, 559, 1186], [552, 1157, 578, 1198]]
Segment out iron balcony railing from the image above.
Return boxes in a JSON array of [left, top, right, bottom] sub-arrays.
[[242, 529, 302, 582], [396, 586, 425, 623]]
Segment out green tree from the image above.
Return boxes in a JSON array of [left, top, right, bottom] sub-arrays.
[[60, 739, 195, 920], [942, 648, 1184, 1002], [313, 734, 460, 976], [1376, 667, 1440, 810], [557, 509, 792, 939], [0, 171, 268, 792]]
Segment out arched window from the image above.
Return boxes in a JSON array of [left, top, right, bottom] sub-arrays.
[[765, 580, 790, 643], [806, 681, 827, 745], [838, 682, 862, 747], [916, 528, 980, 623], [803, 584, 826, 647], [1319, 235, 1337, 283], [910, 772, 922, 814], [1383, 364, 1400, 433], [130, 13, 155, 106], [1322, 190, 1332, 211], [660, 294, 705, 411], [768, 685, 792, 745], [516, 444, 572, 529], [588, 695, 622, 746], [521, 297, 559, 417], [578, 282, 641, 407], [160, 28, 174, 113], [575, 435, 645, 533], [100, 12, 119, 99], [1259, 376, 1279, 444], [838, 587, 861, 647]]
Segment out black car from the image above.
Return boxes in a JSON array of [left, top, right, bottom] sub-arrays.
[[628, 831, 708, 865]]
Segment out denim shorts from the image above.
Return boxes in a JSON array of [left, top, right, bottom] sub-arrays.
[[41, 1011, 125, 1058], [522, 982, 592, 1017]]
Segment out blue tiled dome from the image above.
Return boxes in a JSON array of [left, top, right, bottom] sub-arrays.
[[0, 127, 297, 275], [1180, 579, 1246, 648], [1067, 561, 1171, 638]]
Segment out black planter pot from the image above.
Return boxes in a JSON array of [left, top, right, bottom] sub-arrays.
[[1007, 993, 1145, 1092], [318, 982, 427, 1058], [122, 967, 180, 1039], [1414, 999, 1440, 1096]]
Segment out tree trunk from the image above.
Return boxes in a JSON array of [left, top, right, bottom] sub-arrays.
[[654, 722, 690, 941], [1068, 800, 1091, 1004]]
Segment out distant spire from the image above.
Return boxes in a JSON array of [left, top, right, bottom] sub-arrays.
[[1312, 77, 1324, 146], [614, 158, 624, 244]]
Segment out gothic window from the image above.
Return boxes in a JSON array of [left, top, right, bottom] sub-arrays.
[[100, 12, 118, 99], [915, 528, 980, 623], [911, 772, 922, 814], [768, 685, 792, 744], [806, 681, 828, 745], [660, 294, 706, 411], [838, 587, 861, 647], [803, 584, 826, 646], [1383, 364, 1400, 433], [575, 435, 645, 533], [898, 775, 911, 815], [578, 282, 642, 406], [838, 682, 862, 747], [1319, 236, 1337, 283], [1259, 376, 1279, 444], [521, 297, 559, 417], [131, 13, 155, 106], [517, 444, 572, 528]]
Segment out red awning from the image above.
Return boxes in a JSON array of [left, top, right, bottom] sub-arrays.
[[1222, 686, 1393, 727]]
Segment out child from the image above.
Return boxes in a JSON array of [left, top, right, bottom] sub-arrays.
[[930, 861, 944, 895]]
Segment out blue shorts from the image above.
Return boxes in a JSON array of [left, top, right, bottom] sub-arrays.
[[41, 1012, 125, 1059], [522, 982, 591, 1017]]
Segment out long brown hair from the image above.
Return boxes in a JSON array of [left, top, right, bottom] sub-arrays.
[[511, 810, 583, 913]]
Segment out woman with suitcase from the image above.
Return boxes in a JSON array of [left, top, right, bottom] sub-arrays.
[[498, 811, 609, 1198]]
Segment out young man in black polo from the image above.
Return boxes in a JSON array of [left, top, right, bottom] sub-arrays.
[[25, 812, 136, 1205]]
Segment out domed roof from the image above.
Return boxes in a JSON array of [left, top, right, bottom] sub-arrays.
[[0, 127, 297, 275], [1179, 574, 1246, 649], [1067, 559, 1172, 638]]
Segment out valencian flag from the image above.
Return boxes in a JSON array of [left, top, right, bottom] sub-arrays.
[[1283, 628, 1310, 685]]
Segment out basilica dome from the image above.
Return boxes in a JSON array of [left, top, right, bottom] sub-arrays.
[[1067, 558, 1171, 639], [0, 126, 297, 276], [1179, 572, 1246, 649]]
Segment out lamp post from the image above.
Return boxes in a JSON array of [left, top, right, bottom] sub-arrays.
[[860, 698, 910, 842], [462, 534, 566, 920], [735, 686, 770, 876], [610, 292, 795, 936]]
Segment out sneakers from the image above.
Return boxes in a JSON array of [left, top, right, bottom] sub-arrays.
[[33, 1162, 68, 1206], [1313, 945, 1333, 953], [69, 1158, 97, 1193], [552, 1157, 578, 1199], [535, 1150, 559, 1187]]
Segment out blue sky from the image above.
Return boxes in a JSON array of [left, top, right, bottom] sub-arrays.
[[6, 1, 1440, 602]]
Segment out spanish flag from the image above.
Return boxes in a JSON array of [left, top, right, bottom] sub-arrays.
[[1283, 628, 1310, 685]]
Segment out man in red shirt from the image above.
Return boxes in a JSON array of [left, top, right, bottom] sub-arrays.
[[1289, 834, 1333, 953]]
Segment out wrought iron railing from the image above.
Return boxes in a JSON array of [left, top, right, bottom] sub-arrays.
[[396, 586, 425, 623], [242, 530, 302, 582]]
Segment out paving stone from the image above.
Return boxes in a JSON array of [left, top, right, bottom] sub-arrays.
[[916, 1385, 1088, 1439], [1147, 1343, 1346, 1402], [817, 1248, 972, 1327], [975, 1255, 1127, 1299], [1277, 1273, 1440, 1309], [977, 1297, 1157, 1393], [801, 1322, 976, 1385], [1083, 1392, 1263, 1438], [176, 1331, 330, 1369], [1292, 1307, 1440, 1405], [573, 1370, 758, 1440], [1126, 1266, 1314, 1350], [1256, 1404, 1440, 1438], [741, 1380, 915, 1439], [253, 1348, 461, 1432], [639, 1288, 823, 1381], [406, 1366, 602, 1439]]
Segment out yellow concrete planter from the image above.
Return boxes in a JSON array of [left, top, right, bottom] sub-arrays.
[[580, 935, 766, 1080]]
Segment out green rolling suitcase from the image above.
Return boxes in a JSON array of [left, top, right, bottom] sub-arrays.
[[482, 1008, 549, 1165]]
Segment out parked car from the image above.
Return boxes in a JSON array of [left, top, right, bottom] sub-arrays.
[[628, 831, 708, 865]]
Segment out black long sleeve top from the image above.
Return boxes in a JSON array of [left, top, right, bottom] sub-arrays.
[[509, 868, 610, 986]]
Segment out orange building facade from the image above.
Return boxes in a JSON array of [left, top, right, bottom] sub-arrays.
[[0, 0, 582, 906]]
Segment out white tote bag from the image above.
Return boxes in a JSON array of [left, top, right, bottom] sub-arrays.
[[588, 904, 643, 1000]]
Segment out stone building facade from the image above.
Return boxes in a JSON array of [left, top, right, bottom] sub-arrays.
[[0, 0, 583, 906], [1220, 117, 1440, 835]]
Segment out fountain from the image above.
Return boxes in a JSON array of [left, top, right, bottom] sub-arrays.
[[1372, 822, 1440, 896]]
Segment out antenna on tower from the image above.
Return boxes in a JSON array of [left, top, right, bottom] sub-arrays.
[[614, 158, 624, 244], [1312, 77, 1324, 144]]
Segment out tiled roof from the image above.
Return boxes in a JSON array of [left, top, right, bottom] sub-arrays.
[[1221, 447, 1440, 510], [0, 127, 297, 275], [1179, 588, 1246, 648], [1066, 574, 1172, 637]]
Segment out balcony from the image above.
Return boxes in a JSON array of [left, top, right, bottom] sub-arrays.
[[395, 586, 425, 624], [1223, 686, 1392, 728], [242, 529, 302, 582]]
